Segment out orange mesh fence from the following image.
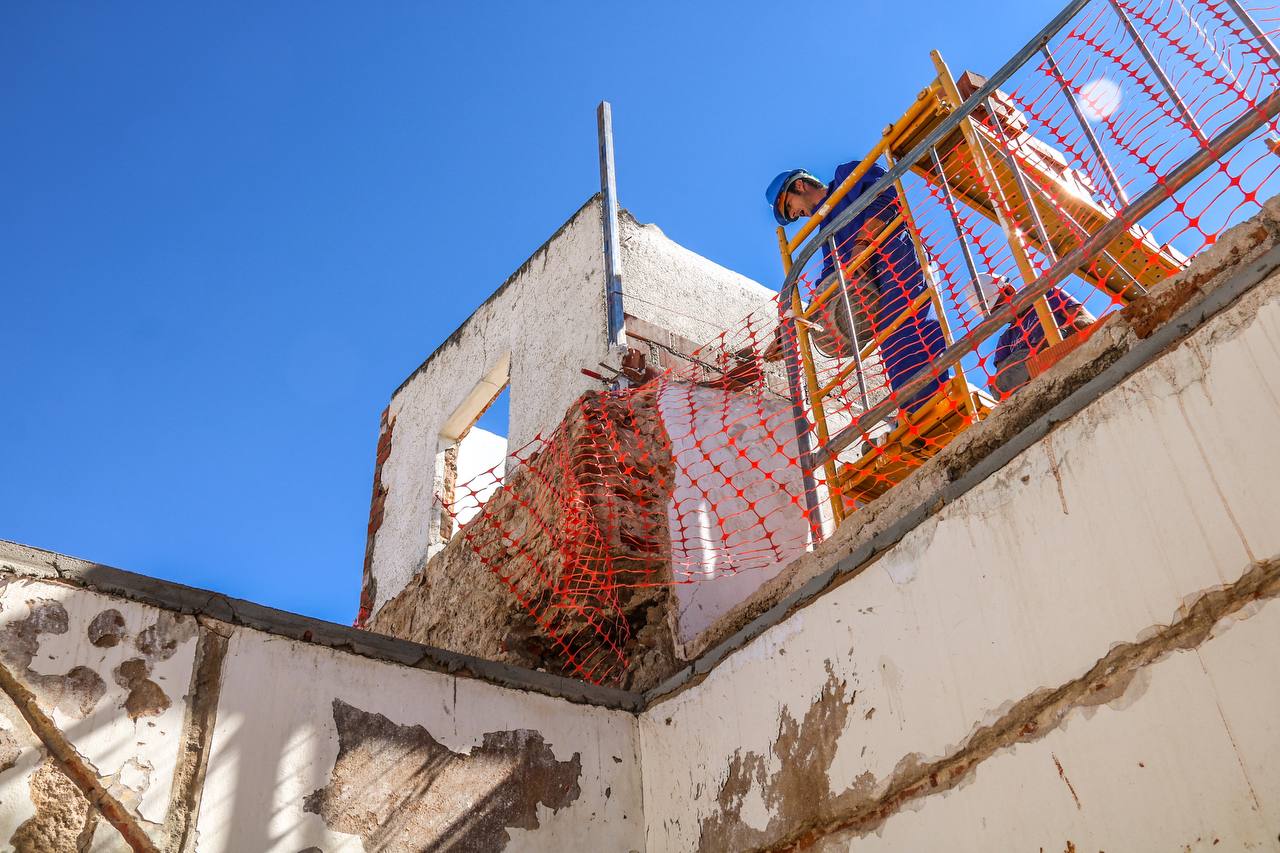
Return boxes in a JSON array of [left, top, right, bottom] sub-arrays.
[[441, 0, 1280, 685]]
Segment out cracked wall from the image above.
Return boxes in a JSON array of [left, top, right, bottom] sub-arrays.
[[639, 227, 1280, 851], [0, 570, 643, 852]]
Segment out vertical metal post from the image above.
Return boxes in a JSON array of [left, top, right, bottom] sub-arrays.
[[977, 98, 1075, 344], [597, 101, 627, 352], [777, 228, 826, 543], [1218, 0, 1280, 70], [882, 148, 974, 413], [929, 146, 991, 316], [1042, 44, 1132, 208], [1107, 0, 1210, 143], [827, 237, 871, 411]]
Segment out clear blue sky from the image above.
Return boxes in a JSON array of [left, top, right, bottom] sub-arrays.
[[1, 1, 1059, 624]]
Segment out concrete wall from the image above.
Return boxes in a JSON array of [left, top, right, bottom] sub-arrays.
[[0, 552, 643, 853], [620, 212, 777, 349], [637, 224, 1280, 851], [5, 201, 1280, 853], [366, 197, 611, 614], [365, 202, 779, 617]]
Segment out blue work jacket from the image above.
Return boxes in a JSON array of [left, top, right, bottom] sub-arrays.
[[817, 160, 927, 328], [818, 160, 905, 282]]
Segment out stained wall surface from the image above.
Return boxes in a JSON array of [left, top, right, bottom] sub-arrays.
[[0, 559, 644, 853], [637, 250, 1280, 851], [0, 576, 199, 850]]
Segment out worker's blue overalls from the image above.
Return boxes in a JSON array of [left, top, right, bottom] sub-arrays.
[[991, 286, 1093, 397], [818, 160, 949, 414]]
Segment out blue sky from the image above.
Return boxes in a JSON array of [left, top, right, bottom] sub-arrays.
[[1, 1, 1060, 623]]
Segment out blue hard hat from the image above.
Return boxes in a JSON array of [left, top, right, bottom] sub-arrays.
[[765, 169, 822, 226]]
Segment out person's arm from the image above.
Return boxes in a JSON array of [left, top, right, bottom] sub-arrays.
[[855, 164, 900, 249]]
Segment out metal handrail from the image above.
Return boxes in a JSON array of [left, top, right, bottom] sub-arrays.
[[811, 85, 1280, 467], [778, 0, 1094, 300]]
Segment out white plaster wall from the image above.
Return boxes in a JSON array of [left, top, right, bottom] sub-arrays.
[[372, 198, 609, 611], [638, 272, 1280, 850], [842, 600, 1280, 851], [0, 578, 199, 848], [620, 213, 778, 351], [373, 204, 781, 615], [195, 628, 644, 853], [659, 381, 810, 649]]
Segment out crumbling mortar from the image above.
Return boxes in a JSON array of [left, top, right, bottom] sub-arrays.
[[159, 623, 229, 853], [0, 554, 645, 712], [738, 556, 1280, 852]]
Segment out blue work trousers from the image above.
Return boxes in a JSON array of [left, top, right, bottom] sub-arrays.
[[867, 230, 949, 413]]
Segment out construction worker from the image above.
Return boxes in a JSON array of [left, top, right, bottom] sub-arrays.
[[984, 278, 1096, 397], [766, 164, 949, 413]]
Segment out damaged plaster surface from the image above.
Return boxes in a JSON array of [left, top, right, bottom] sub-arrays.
[[368, 198, 779, 619], [372, 383, 678, 690], [2, 198, 1280, 850], [304, 699, 582, 852], [696, 559, 1280, 852], [194, 627, 643, 852], [640, 240, 1280, 850], [8, 757, 97, 852], [369, 197, 610, 612], [0, 579, 199, 849]]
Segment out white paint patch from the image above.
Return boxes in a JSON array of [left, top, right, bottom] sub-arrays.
[[738, 779, 774, 831], [452, 425, 508, 528]]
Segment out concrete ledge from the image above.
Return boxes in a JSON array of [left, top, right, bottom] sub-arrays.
[[0, 539, 643, 713]]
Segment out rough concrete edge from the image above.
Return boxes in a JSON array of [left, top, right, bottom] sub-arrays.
[[390, 193, 604, 400], [0, 541, 643, 713], [756, 554, 1280, 851], [160, 620, 230, 853], [641, 221, 1280, 708]]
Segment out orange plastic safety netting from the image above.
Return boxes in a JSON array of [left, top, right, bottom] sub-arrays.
[[443, 0, 1280, 685]]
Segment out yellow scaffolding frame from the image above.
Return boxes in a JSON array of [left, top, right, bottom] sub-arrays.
[[776, 50, 1187, 524]]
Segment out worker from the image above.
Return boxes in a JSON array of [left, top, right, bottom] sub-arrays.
[[985, 278, 1096, 397], [766, 164, 949, 413]]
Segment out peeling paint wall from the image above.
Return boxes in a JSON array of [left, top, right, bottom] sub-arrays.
[[9, 202, 1280, 852], [0, 571, 644, 852], [638, 249, 1280, 850], [196, 629, 641, 852], [0, 580, 200, 850]]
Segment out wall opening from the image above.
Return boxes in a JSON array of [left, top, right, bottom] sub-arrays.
[[430, 355, 511, 552]]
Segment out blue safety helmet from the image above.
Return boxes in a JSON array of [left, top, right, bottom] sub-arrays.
[[765, 169, 824, 226]]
